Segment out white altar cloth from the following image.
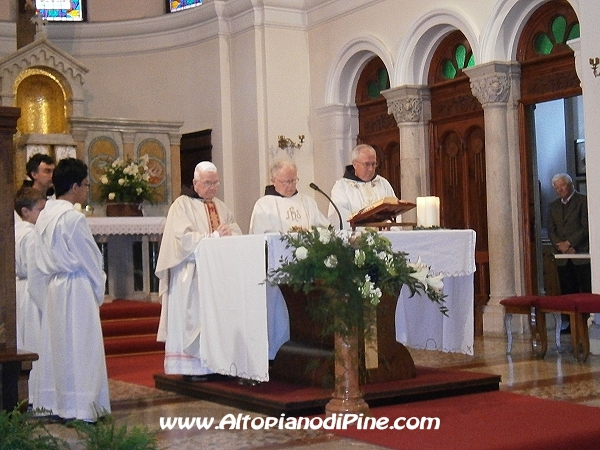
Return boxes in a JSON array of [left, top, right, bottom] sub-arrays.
[[195, 234, 270, 382], [86, 216, 166, 236], [383, 230, 476, 355]]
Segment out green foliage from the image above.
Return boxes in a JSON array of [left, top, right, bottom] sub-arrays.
[[70, 414, 160, 450], [268, 227, 447, 337], [97, 155, 156, 204], [0, 404, 69, 450]]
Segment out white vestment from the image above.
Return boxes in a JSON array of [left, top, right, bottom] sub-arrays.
[[156, 195, 242, 375], [15, 219, 42, 405], [249, 192, 331, 358], [30, 199, 109, 421], [328, 174, 396, 230], [249, 192, 331, 234]]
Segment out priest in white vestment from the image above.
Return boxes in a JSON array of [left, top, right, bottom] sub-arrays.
[[328, 144, 396, 230], [249, 158, 331, 358], [14, 187, 46, 406], [156, 161, 242, 376], [29, 158, 109, 422]]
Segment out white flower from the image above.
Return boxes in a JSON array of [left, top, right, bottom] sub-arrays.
[[136, 187, 143, 195], [295, 246, 308, 260], [324, 255, 338, 268], [318, 228, 331, 244], [426, 274, 444, 292], [118, 178, 126, 186], [354, 249, 365, 267], [108, 192, 116, 200], [112, 158, 123, 168], [101, 175, 109, 184], [408, 257, 429, 284]]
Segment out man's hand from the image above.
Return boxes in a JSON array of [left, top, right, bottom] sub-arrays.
[[557, 241, 571, 253], [216, 224, 233, 236]]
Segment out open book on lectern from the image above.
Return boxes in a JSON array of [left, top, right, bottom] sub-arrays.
[[348, 197, 417, 226]]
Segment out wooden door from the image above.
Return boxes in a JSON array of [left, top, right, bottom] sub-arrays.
[[179, 129, 212, 196], [429, 31, 489, 335], [355, 57, 401, 196]]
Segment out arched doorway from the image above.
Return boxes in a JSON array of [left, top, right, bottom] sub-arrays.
[[517, 0, 581, 295], [355, 57, 401, 196], [428, 30, 489, 335]]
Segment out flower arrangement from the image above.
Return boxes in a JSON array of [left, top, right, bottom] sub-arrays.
[[268, 226, 447, 337], [97, 155, 155, 204]]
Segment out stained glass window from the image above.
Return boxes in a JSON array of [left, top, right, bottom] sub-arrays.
[[36, 0, 85, 21], [441, 44, 475, 80], [533, 15, 580, 55], [168, 0, 203, 13]]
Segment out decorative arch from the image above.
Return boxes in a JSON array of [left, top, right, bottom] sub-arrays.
[[480, 0, 580, 61], [0, 37, 88, 116], [394, 8, 480, 86], [325, 35, 393, 105]]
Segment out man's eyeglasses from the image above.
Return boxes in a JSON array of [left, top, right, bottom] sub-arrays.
[[355, 161, 378, 168], [200, 181, 220, 188], [275, 178, 299, 186]]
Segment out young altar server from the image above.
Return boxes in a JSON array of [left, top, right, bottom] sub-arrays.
[[156, 161, 242, 378], [29, 158, 109, 422], [14, 187, 46, 405]]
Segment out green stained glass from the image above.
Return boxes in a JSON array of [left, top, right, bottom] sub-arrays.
[[552, 16, 567, 44], [367, 81, 380, 99], [467, 54, 475, 67], [455, 45, 467, 69], [568, 23, 580, 41], [442, 60, 457, 79], [534, 33, 553, 55], [377, 69, 389, 91]]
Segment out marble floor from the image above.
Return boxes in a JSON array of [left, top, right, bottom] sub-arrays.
[[46, 332, 600, 449]]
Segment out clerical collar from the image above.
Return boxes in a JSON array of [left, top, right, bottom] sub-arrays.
[[184, 191, 212, 202], [342, 164, 377, 183], [264, 185, 298, 197]]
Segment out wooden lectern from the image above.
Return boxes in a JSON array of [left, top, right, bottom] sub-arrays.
[[348, 197, 417, 231]]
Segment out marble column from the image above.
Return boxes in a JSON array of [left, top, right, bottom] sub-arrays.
[[465, 62, 523, 333], [383, 86, 431, 223]]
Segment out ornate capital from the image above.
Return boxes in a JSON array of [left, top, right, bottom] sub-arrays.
[[387, 97, 423, 124], [470, 74, 511, 106]]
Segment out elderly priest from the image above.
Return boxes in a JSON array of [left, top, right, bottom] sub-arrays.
[[156, 161, 242, 378]]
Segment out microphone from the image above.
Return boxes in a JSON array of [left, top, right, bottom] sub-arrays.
[[310, 182, 343, 230]]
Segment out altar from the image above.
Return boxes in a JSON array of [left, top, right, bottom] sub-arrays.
[[86, 216, 166, 300], [192, 229, 476, 382]]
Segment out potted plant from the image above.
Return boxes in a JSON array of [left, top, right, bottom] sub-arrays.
[[97, 155, 156, 216], [268, 226, 447, 415]]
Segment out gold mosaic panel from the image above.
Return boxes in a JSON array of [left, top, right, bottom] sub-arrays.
[[14, 69, 70, 135]]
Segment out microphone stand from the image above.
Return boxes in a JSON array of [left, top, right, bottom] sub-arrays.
[[310, 182, 343, 230]]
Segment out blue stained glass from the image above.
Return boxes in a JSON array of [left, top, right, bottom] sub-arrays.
[[169, 0, 203, 12], [38, 1, 83, 21]]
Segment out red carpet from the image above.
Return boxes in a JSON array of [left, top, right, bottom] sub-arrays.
[[106, 352, 164, 388], [332, 390, 600, 450], [100, 299, 164, 355]]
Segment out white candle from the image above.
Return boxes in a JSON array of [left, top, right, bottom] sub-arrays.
[[416, 196, 440, 227]]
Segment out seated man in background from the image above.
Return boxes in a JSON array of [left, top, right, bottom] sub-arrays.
[[156, 161, 242, 379], [249, 157, 330, 359], [329, 144, 396, 230]]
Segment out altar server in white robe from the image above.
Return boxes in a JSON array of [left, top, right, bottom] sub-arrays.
[[156, 161, 242, 376], [249, 158, 330, 358], [29, 158, 109, 422], [14, 187, 46, 405], [328, 144, 396, 230]]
